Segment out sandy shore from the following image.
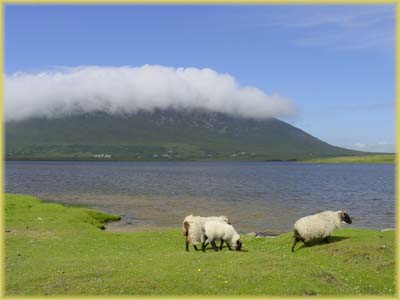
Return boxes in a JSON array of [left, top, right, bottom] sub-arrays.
[[34, 192, 293, 234]]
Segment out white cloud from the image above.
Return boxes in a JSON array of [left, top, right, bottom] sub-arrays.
[[5, 65, 297, 122], [349, 142, 395, 153], [353, 142, 367, 148]]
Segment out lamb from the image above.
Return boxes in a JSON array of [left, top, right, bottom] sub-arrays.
[[291, 210, 352, 252], [182, 215, 229, 251], [201, 220, 242, 252]]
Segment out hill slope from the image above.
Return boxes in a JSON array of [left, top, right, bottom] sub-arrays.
[[6, 109, 361, 161]]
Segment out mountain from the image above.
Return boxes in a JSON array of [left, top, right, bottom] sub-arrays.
[[5, 109, 362, 161]]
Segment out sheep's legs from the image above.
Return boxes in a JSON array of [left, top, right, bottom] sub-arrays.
[[211, 241, 219, 251], [291, 237, 299, 252], [202, 240, 209, 252], [220, 240, 224, 250], [201, 234, 207, 252], [323, 236, 330, 243], [201, 238, 221, 252], [227, 243, 232, 251], [184, 223, 190, 252], [186, 243, 199, 251]]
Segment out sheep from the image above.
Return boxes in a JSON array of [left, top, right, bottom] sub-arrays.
[[183, 215, 229, 251], [201, 220, 242, 252], [291, 210, 352, 252]]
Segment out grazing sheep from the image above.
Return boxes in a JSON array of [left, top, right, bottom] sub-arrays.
[[291, 210, 352, 252], [201, 221, 242, 252], [183, 215, 229, 251]]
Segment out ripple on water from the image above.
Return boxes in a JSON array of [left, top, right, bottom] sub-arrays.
[[5, 161, 395, 232]]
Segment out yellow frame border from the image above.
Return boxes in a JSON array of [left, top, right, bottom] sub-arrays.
[[0, 2, 398, 300]]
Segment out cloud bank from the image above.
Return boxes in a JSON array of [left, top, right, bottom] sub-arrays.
[[350, 141, 395, 153], [5, 65, 296, 122]]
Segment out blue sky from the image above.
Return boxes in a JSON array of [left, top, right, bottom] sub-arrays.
[[5, 5, 395, 152]]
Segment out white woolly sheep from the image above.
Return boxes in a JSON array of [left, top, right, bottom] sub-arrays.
[[182, 215, 230, 251], [291, 210, 352, 252], [201, 220, 242, 252]]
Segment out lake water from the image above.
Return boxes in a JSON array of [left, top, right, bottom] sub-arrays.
[[5, 161, 395, 233]]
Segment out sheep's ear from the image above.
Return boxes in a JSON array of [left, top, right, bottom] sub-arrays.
[[337, 211, 345, 221]]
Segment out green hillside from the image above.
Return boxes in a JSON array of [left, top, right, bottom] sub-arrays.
[[6, 109, 363, 161]]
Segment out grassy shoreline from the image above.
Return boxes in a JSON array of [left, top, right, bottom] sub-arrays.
[[5, 193, 396, 296], [302, 154, 395, 164]]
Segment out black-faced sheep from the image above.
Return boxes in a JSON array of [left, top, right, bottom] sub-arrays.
[[291, 210, 352, 252], [182, 215, 229, 251], [201, 220, 242, 252]]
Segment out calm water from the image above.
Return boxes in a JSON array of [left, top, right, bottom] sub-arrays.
[[5, 161, 395, 233]]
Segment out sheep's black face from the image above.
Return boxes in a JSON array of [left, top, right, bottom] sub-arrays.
[[236, 240, 242, 251], [342, 212, 352, 224]]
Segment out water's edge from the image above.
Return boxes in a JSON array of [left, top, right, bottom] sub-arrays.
[[6, 161, 395, 232]]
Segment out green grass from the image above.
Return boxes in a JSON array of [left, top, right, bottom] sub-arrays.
[[303, 154, 395, 164], [5, 194, 396, 296]]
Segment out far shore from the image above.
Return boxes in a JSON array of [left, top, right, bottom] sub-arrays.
[[302, 154, 394, 164], [5, 153, 395, 164]]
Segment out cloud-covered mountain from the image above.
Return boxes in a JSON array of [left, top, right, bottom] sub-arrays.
[[6, 65, 296, 122]]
